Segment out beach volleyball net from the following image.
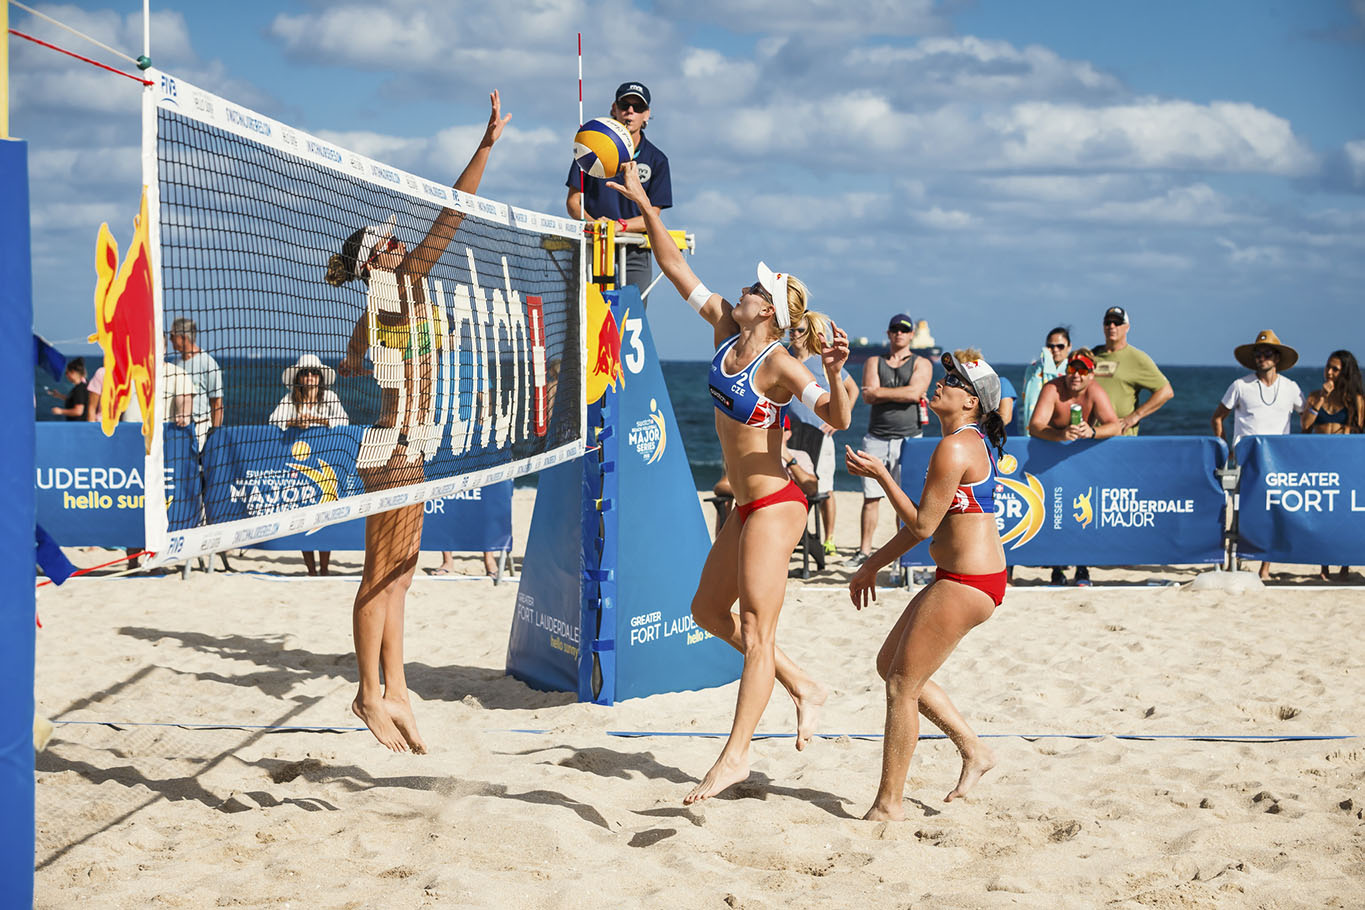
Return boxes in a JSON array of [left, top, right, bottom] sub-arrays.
[[130, 72, 585, 561]]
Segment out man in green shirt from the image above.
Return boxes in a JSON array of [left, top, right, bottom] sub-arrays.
[[1092, 307, 1174, 436]]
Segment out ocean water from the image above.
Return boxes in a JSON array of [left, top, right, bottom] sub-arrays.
[[37, 358, 1329, 492]]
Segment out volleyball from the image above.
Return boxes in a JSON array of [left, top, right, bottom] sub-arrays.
[[572, 117, 634, 179]]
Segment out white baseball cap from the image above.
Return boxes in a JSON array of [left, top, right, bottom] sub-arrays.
[[941, 352, 1002, 414]]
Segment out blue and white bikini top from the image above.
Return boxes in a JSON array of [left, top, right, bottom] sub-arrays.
[[708, 334, 788, 429], [943, 425, 1001, 516]]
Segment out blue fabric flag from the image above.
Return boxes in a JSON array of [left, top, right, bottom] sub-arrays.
[[33, 334, 66, 381], [35, 524, 76, 585]]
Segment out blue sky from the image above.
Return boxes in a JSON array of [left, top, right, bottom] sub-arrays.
[[11, 0, 1365, 366]]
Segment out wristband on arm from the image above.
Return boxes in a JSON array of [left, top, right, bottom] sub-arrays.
[[801, 381, 825, 411], [686, 282, 712, 313]]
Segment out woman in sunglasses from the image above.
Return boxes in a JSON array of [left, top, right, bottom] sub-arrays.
[[843, 350, 1007, 820], [1027, 348, 1123, 442], [607, 161, 853, 805], [322, 91, 510, 754]]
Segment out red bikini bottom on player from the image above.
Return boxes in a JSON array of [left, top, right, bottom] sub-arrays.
[[736, 480, 808, 524], [934, 567, 1007, 606]]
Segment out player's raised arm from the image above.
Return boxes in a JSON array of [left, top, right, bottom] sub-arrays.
[[606, 162, 726, 326]]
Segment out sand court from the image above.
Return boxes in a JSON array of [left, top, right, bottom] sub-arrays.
[[33, 491, 1365, 907]]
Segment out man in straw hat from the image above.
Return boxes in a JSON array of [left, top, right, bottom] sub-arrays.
[[1211, 329, 1304, 580]]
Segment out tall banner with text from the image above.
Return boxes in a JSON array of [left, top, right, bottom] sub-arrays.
[[1235, 435, 1365, 565], [508, 287, 739, 703], [897, 436, 1228, 567]]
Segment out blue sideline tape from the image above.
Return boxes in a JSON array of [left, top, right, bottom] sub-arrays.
[[51, 720, 1353, 743]]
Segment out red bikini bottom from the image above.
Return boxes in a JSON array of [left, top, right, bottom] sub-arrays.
[[736, 480, 808, 524], [934, 568, 1007, 606]]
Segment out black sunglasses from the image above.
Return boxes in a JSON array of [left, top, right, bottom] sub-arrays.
[[744, 282, 772, 301], [1046, 342, 1068, 350], [1103, 319, 1125, 327], [617, 100, 648, 113], [943, 372, 973, 392]]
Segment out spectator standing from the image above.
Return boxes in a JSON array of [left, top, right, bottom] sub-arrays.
[[1211, 329, 1304, 581], [1092, 307, 1173, 435], [851, 312, 933, 566], [48, 357, 87, 420], [787, 318, 858, 555], [566, 81, 672, 292], [168, 316, 224, 447], [1302, 349, 1363, 581], [1021, 327, 1070, 427]]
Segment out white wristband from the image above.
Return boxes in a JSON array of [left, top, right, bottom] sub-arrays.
[[801, 380, 825, 411], [685, 282, 711, 313]]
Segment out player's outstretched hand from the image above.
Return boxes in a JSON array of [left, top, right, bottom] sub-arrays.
[[844, 445, 886, 480], [606, 161, 650, 207], [483, 90, 511, 147], [849, 561, 878, 610]]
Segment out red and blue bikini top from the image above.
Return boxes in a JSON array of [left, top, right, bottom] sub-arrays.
[[945, 424, 1000, 515], [708, 334, 787, 429]]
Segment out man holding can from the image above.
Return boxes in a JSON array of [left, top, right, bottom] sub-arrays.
[[1028, 348, 1124, 441], [1028, 348, 1123, 587]]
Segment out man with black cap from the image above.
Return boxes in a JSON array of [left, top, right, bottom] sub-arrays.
[[851, 312, 933, 566], [1092, 306, 1173, 436], [566, 81, 672, 292]]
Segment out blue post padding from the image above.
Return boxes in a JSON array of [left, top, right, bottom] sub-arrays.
[[505, 458, 585, 694], [606, 287, 741, 700], [0, 140, 36, 909]]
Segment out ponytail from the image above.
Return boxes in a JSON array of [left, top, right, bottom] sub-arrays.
[[980, 409, 1007, 460], [325, 226, 369, 287], [792, 309, 833, 359]]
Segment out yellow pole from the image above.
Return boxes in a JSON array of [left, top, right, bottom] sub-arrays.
[[1, 0, 9, 139]]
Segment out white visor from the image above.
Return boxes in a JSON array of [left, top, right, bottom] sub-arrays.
[[756, 261, 790, 328], [356, 214, 398, 274]]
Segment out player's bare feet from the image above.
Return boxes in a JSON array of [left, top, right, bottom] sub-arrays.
[[385, 696, 427, 754], [792, 680, 828, 751], [863, 801, 905, 822], [353, 696, 408, 752], [683, 753, 749, 805], [945, 743, 996, 802]]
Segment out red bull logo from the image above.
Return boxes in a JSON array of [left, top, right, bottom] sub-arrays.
[[90, 188, 157, 454], [585, 284, 626, 404]]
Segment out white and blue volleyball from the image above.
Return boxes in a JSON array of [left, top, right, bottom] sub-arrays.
[[572, 117, 634, 179]]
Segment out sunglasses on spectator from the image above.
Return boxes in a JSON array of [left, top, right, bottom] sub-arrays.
[[888, 326, 912, 334], [1253, 347, 1278, 359], [1046, 342, 1068, 350], [1067, 361, 1093, 376], [617, 100, 648, 113], [943, 372, 973, 392], [1103, 319, 1125, 327]]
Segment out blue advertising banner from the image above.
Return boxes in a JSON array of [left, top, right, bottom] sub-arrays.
[[896, 436, 1228, 567], [1235, 435, 1365, 564], [36, 424, 509, 552], [36, 423, 201, 547]]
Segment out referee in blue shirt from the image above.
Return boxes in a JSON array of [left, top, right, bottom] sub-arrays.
[[566, 81, 672, 295]]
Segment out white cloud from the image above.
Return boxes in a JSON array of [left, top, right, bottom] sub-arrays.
[[652, 0, 944, 36], [912, 206, 976, 229], [1079, 183, 1253, 226]]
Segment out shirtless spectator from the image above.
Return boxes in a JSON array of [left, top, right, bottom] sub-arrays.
[[1029, 349, 1120, 586], [1028, 349, 1123, 442]]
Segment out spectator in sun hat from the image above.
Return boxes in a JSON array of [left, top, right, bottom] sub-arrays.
[[566, 80, 672, 293], [1211, 328, 1304, 581], [1092, 306, 1173, 436], [269, 354, 349, 430], [850, 311, 934, 567]]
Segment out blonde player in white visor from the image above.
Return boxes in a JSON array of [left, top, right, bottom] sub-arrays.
[[608, 161, 854, 805]]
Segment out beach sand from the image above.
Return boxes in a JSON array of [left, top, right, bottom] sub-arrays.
[[35, 490, 1365, 908]]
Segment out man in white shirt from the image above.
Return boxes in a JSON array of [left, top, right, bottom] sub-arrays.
[[1211, 329, 1304, 580]]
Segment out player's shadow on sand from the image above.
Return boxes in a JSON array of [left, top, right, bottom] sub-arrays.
[[116, 626, 574, 711], [511, 744, 856, 818]]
